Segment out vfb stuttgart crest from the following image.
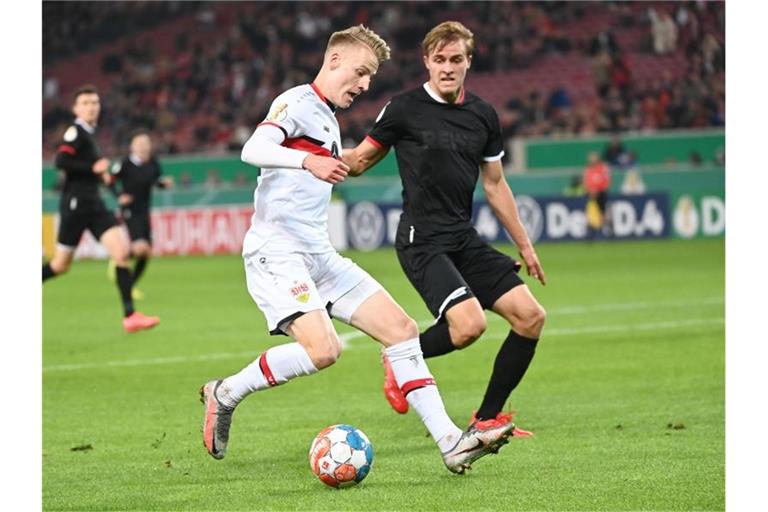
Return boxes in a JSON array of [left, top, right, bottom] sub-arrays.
[[291, 282, 311, 303]]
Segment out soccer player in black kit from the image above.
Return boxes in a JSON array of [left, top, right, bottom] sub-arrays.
[[42, 85, 160, 333], [344, 22, 546, 435], [108, 130, 173, 298]]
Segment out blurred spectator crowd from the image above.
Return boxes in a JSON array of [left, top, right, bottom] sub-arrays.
[[43, 1, 725, 161]]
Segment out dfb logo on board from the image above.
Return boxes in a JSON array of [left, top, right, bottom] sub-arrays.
[[512, 195, 544, 243], [347, 201, 386, 251]]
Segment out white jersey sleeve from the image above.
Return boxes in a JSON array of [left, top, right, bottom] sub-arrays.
[[241, 124, 306, 170]]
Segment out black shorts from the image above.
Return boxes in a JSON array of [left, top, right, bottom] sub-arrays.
[[396, 231, 524, 321], [121, 208, 152, 242], [57, 196, 119, 247]]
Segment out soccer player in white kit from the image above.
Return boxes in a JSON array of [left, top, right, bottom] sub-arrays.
[[200, 25, 516, 474]]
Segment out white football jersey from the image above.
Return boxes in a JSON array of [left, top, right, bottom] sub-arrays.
[[243, 84, 341, 255]]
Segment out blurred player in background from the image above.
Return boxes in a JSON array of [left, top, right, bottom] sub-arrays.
[[344, 21, 546, 434], [42, 85, 160, 333], [200, 25, 515, 474], [108, 130, 174, 299], [583, 151, 612, 239]]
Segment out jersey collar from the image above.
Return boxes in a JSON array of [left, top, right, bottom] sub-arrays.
[[129, 153, 143, 166], [423, 82, 465, 105], [74, 118, 96, 133], [310, 82, 337, 113]]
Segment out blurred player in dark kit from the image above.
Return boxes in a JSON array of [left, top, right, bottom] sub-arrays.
[[108, 130, 173, 299], [42, 85, 160, 333]]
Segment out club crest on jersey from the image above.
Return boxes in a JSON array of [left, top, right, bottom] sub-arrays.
[[267, 103, 288, 122], [63, 126, 78, 142], [291, 282, 310, 303]]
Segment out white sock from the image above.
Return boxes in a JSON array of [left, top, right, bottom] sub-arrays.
[[384, 338, 462, 450], [218, 342, 317, 408]]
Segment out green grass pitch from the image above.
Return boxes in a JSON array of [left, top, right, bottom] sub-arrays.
[[43, 238, 724, 511]]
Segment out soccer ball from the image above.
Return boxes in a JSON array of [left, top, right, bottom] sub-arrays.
[[308, 424, 373, 488]]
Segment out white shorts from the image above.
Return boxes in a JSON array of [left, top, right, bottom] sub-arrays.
[[244, 247, 382, 335]]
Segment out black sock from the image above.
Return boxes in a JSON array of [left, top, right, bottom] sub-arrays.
[[133, 257, 148, 284], [115, 266, 135, 317], [419, 322, 455, 359], [476, 331, 539, 420], [42, 263, 56, 282]]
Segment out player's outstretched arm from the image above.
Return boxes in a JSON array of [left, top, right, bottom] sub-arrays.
[[481, 160, 546, 285], [342, 138, 388, 177], [241, 124, 348, 185]]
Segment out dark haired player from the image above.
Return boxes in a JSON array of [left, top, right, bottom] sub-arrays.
[[344, 21, 546, 434], [42, 85, 160, 333]]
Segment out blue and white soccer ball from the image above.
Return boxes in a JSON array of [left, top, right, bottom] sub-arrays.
[[308, 424, 373, 488]]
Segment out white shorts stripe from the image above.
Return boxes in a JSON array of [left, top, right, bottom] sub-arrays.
[[435, 286, 469, 322], [482, 150, 505, 162]]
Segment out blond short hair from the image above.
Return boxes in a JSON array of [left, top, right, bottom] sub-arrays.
[[327, 25, 391, 64], [422, 21, 475, 56]]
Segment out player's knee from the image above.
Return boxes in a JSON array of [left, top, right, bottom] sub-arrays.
[[306, 339, 342, 370], [389, 315, 419, 344], [50, 259, 71, 275], [133, 244, 151, 258], [452, 315, 486, 348], [111, 247, 131, 265], [519, 304, 546, 338]]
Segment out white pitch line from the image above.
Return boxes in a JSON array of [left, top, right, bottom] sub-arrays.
[[42, 350, 262, 373], [341, 296, 723, 349], [547, 296, 723, 315], [338, 316, 725, 348], [43, 316, 724, 374], [43, 332, 365, 373], [540, 316, 724, 336]]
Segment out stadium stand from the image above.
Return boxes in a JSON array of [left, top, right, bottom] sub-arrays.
[[43, 1, 724, 165]]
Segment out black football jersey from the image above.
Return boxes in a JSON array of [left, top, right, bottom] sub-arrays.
[[112, 156, 164, 212], [54, 120, 103, 200], [367, 85, 504, 249]]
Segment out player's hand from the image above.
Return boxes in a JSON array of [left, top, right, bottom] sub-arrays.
[[519, 247, 546, 285], [302, 154, 349, 184], [161, 176, 175, 188], [92, 158, 110, 174], [118, 194, 134, 206]]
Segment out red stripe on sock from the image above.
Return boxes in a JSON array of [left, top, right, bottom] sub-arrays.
[[259, 352, 278, 387], [400, 378, 435, 396]]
